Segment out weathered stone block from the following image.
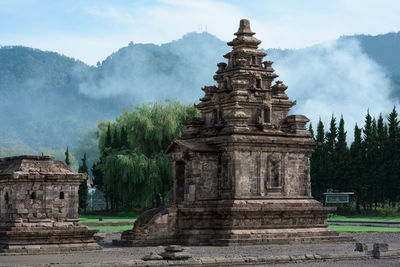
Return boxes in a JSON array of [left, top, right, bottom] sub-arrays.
[[355, 242, 368, 252], [142, 252, 163, 261], [373, 243, 388, 252]]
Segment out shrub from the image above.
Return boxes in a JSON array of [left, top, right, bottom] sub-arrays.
[[127, 211, 137, 217], [376, 206, 398, 217], [117, 211, 139, 217], [328, 213, 335, 219], [118, 211, 127, 217], [333, 204, 354, 216]]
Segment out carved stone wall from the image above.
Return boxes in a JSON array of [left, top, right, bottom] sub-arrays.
[[0, 183, 78, 222]]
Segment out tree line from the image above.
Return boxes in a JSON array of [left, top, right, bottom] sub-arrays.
[[72, 100, 400, 212], [310, 108, 400, 211]]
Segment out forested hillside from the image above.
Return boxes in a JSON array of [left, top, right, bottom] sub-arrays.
[[0, 46, 121, 162], [1, 31, 399, 171]]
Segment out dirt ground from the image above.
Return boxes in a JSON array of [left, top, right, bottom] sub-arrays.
[[1, 232, 399, 266]]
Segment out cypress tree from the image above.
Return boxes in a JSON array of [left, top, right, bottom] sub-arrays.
[[308, 123, 314, 139], [310, 119, 326, 200], [376, 114, 387, 205], [64, 146, 70, 167], [325, 115, 337, 190], [78, 153, 89, 212], [316, 119, 325, 145], [386, 107, 400, 205], [326, 116, 337, 153], [371, 118, 379, 208], [350, 124, 363, 212], [335, 116, 349, 191], [362, 111, 377, 209]]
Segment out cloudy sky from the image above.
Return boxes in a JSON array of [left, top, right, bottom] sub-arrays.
[[1, 0, 399, 65]]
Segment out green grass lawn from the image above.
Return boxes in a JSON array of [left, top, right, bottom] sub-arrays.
[[79, 215, 137, 222], [328, 215, 400, 222], [88, 224, 400, 233], [329, 225, 400, 233], [88, 225, 133, 232]]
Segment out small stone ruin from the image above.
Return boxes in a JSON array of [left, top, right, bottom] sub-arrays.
[[114, 19, 353, 246], [0, 155, 100, 253]]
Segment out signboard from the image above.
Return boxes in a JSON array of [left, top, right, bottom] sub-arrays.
[[323, 192, 354, 204], [325, 194, 349, 204]]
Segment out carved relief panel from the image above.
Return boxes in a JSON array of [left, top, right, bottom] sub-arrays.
[[285, 153, 311, 196], [219, 153, 232, 190], [265, 153, 285, 195]]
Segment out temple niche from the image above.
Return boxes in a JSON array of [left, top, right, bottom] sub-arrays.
[[114, 19, 352, 246], [0, 155, 100, 253]]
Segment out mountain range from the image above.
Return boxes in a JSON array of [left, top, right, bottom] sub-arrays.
[[1, 31, 399, 167]]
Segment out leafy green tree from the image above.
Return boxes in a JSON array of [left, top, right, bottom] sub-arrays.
[[120, 126, 128, 148], [105, 124, 112, 152], [93, 101, 200, 210], [112, 127, 120, 149]]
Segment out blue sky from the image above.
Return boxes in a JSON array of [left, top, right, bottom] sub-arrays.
[[1, 0, 399, 65]]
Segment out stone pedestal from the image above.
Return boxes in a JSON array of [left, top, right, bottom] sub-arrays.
[[114, 199, 351, 246]]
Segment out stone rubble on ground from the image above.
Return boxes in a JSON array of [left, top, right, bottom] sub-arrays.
[[355, 242, 368, 252], [142, 245, 192, 261]]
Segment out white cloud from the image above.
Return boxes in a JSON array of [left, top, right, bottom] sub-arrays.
[[83, 5, 136, 24], [251, 0, 400, 50], [2, 0, 399, 65], [74, 0, 400, 64], [270, 39, 395, 140]]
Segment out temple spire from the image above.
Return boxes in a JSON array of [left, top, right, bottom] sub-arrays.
[[227, 19, 261, 49]]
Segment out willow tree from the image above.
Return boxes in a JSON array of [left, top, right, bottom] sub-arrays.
[[93, 101, 200, 210]]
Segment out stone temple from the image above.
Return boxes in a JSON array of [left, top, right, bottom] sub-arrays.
[[114, 19, 351, 246], [0, 155, 100, 253]]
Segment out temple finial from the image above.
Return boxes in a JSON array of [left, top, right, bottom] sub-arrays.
[[235, 19, 253, 36], [228, 19, 260, 48]]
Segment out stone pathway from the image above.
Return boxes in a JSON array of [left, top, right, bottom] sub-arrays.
[[0, 232, 399, 266]]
